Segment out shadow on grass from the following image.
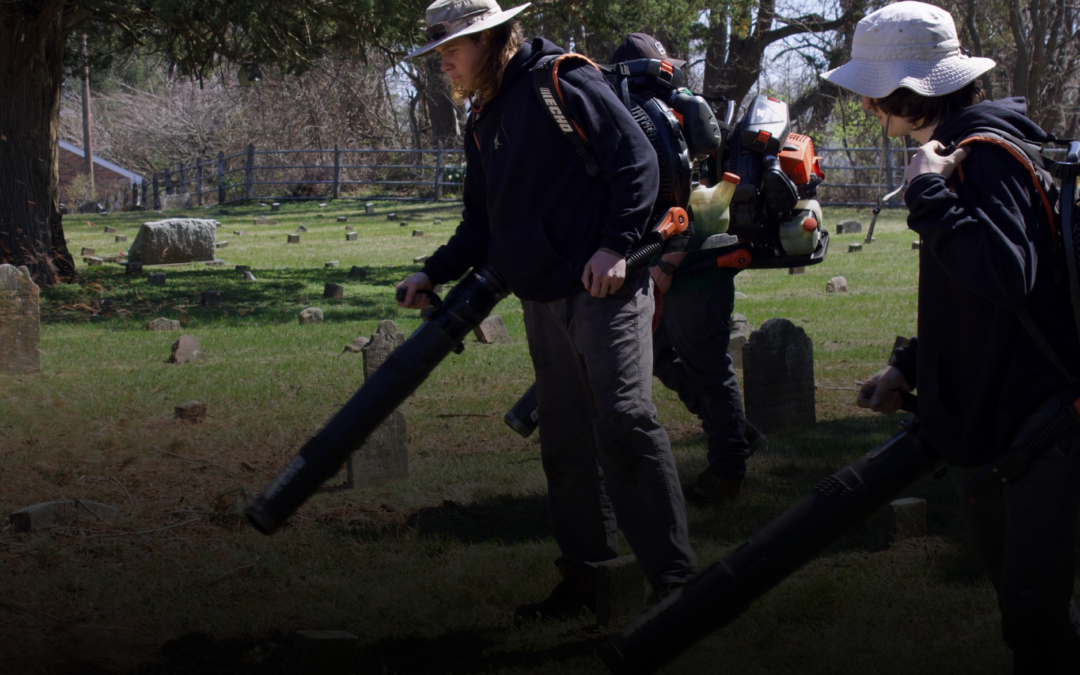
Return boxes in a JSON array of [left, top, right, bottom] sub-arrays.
[[39, 264, 423, 327]]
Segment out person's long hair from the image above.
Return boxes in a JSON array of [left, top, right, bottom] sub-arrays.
[[867, 82, 985, 130], [451, 22, 523, 106]]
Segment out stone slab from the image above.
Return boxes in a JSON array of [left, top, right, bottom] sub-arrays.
[[877, 497, 927, 549], [743, 318, 815, 434], [215, 241, 228, 249], [127, 219, 217, 265], [342, 336, 370, 354], [299, 308, 323, 325], [325, 261, 339, 268], [324, 283, 344, 299], [289, 630, 357, 675], [362, 320, 406, 380], [346, 232, 358, 241], [103, 226, 117, 234], [80, 247, 95, 257], [244, 271, 258, 282], [9, 500, 118, 532], [346, 410, 409, 489], [836, 220, 863, 234], [596, 555, 646, 626], [473, 315, 512, 344], [170, 335, 205, 364], [0, 265, 41, 374], [288, 234, 301, 244], [337, 216, 348, 223], [365, 203, 375, 214], [788, 266, 805, 275], [412, 230, 424, 237], [115, 235, 127, 243], [349, 266, 367, 280], [825, 276, 848, 294], [271, 203, 281, 212], [147, 317, 180, 332], [848, 243, 863, 253]]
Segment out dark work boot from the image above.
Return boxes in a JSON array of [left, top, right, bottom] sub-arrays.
[[513, 575, 596, 622], [683, 473, 742, 505], [745, 422, 767, 456]]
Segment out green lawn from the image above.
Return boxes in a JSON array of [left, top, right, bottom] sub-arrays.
[[0, 200, 1015, 674]]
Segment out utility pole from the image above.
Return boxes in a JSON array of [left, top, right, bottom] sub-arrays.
[[81, 33, 94, 202]]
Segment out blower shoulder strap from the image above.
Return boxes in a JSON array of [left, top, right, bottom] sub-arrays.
[[530, 53, 610, 181]]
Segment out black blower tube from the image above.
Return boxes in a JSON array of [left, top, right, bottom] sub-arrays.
[[246, 265, 510, 536], [599, 417, 945, 675]]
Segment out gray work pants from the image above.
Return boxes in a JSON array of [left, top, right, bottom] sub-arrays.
[[522, 274, 697, 588], [951, 391, 1080, 674], [653, 278, 750, 480]]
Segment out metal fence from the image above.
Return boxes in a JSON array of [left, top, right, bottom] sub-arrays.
[[815, 146, 909, 208]]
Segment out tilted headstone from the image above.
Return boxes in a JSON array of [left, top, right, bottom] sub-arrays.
[[215, 240, 228, 249], [104, 226, 117, 234], [346, 232, 358, 241], [244, 271, 258, 282], [877, 497, 927, 549], [127, 218, 217, 265], [413, 255, 429, 263], [345, 225, 354, 232], [734, 291, 748, 300], [0, 265, 40, 374], [296, 225, 308, 233], [365, 203, 375, 214], [324, 283, 344, 299], [342, 336, 370, 354], [399, 221, 409, 228], [596, 555, 646, 627], [433, 219, 442, 225], [836, 220, 862, 234], [81, 247, 95, 257], [474, 315, 512, 344], [825, 276, 848, 293], [147, 317, 180, 332], [742, 318, 815, 433], [170, 335, 205, 364], [85, 256, 103, 266], [728, 313, 753, 370], [299, 308, 323, 325]]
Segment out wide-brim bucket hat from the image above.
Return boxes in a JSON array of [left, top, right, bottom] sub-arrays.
[[821, 1, 995, 99], [407, 0, 531, 59]]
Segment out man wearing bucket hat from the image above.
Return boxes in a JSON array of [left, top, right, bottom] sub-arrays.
[[829, 2, 1080, 671], [397, 1, 697, 620]]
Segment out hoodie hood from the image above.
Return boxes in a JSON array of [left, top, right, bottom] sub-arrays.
[[932, 97, 1052, 146], [498, 37, 563, 96]]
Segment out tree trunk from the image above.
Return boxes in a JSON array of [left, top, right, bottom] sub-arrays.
[[0, 3, 75, 285], [702, 6, 729, 98], [422, 54, 462, 148]]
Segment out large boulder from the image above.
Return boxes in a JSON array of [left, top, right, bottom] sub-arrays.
[[127, 219, 217, 265]]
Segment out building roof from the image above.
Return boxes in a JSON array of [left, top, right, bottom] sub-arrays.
[[59, 140, 145, 185]]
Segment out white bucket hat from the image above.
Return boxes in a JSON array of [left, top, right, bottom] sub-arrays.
[[406, 0, 531, 59], [821, 1, 995, 99]]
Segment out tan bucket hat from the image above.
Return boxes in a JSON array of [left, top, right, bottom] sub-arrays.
[[406, 0, 531, 59], [821, 1, 995, 99]]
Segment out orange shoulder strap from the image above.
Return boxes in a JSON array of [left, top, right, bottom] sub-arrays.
[[550, 53, 603, 143]]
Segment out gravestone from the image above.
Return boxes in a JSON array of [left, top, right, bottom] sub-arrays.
[[243, 271, 258, 282], [912, 240, 921, 250], [170, 335, 205, 364], [474, 315, 512, 344], [103, 226, 117, 234], [848, 243, 863, 253], [399, 221, 409, 228], [233, 230, 244, 236], [115, 235, 127, 243], [595, 555, 646, 627], [413, 255, 429, 263], [148, 273, 166, 286], [324, 283, 344, 299], [0, 265, 40, 374], [271, 203, 281, 213], [877, 497, 927, 549], [412, 230, 424, 237], [126, 262, 143, 276], [742, 318, 815, 433], [734, 291, 748, 300], [147, 317, 180, 332], [361, 320, 405, 380], [296, 225, 308, 233], [825, 276, 848, 293], [127, 218, 217, 264], [299, 308, 323, 325], [289, 630, 358, 675], [215, 241, 228, 249], [85, 256, 103, 266], [836, 220, 863, 234], [174, 400, 207, 423], [346, 321, 410, 486], [728, 313, 753, 369], [325, 261, 339, 268], [9, 500, 118, 532], [433, 219, 442, 225], [81, 247, 95, 257], [386, 213, 397, 220], [349, 266, 367, 280], [365, 203, 375, 214], [288, 234, 301, 244], [789, 266, 805, 275], [337, 216, 348, 223], [346, 232, 358, 241], [345, 225, 354, 232], [201, 290, 223, 307], [342, 336, 370, 354]]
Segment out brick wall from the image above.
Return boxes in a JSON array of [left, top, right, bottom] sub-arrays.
[[58, 146, 133, 204]]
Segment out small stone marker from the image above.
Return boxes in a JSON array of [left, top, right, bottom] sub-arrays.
[[743, 318, 815, 434], [362, 320, 405, 380], [215, 241, 228, 249], [399, 221, 409, 228], [413, 255, 429, 263], [233, 230, 244, 236], [365, 203, 375, 214], [324, 283, 344, 299], [147, 317, 180, 332], [244, 271, 258, 282], [386, 213, 397, 220], [728, 313, 753, 370], [848, 243, 863, 253], [289, 630, 358, 675], [0, 265, 40, 374], [85, 256, 103, 266], [319, 203, 328, 208], [115, 235, 127, 243], [201, 290, 223, 307], [348, 321, 409, 487], [337, 216, 348, 223], [877, 497, 927, 549], [297, 225, 308, 233], [288, 234, 301, 244], [325, 261, 339, 268], [474, 315, 512, 344], [433, 218, 442, 225], [734, 291, 748, 300], [236, 265, 252, 273], [789, 266, 805, 275], [342, 336, 370, 354], [596, 555, 646, 626], [912, 240, 921, 250], [412, 230, 424, 237], [81, 247, 95, 257], [174, 400, 207, 424], [170, 335, 205, 364], [825, 276, 848, 294], [836, 220, 863, 234], [9, 500, 118, 533], [271, 203, 281, 212], [103, 226, 117, 234], [255, 216, 277, 226], [126, 262, 143, 276], [148, 273, 166, 286], [349, 266, 366, 280], [344, 225, 354, 232], [299, 308, 323, 325], [346, 232, 358, 242]]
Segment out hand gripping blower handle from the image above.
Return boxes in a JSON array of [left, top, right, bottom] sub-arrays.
[[246, 265, 510, 535]]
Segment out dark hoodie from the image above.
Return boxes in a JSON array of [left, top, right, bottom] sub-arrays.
[[420, 38, 660, 302], [892, 98, 1079, 467]]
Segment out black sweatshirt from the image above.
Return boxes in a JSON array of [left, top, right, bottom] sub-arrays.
[[892, 98, 1079, 467], [420, 37, 660, 302]]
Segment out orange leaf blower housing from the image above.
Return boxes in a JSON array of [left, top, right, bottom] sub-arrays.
[[778, 133, 825, 186]]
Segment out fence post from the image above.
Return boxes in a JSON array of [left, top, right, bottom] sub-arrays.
[[217, 151, 226, 205], [164, 167, 172, 195], [178, 162, 187, 194], [141, 180, 147, 208], [433, 142, 445, 202], [333, 143, 342, 200], [131, 182, 138, 208], [196, 161, 204, 207], [153, 174, 160, 210], [883, 132, 897, 207], [245, 144, 255, 202]]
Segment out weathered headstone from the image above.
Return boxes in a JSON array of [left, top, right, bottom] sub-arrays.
[[346, 409, 408, 488], [148, 273, 166, 286], [742, 318, 815, 433], [324, 283, 344, 299], [0, 265, 40, 374], [115, 235, 127, 243], [836, 220, 863, 234], [412, 230, 424, 237], [596, 555, 646, 626], [174, 400, 207, 423], [474, 315, 512, 344], [362, 320, 405, 379], [337, 216, 348, 223], [296, 225, 308, 233], [9, 500, 118, 532], [103, 226, 117, 234], [399, 221, 409, 228], [346, 232, 358, 242], [349, 266, 367, 280], [289, 630, 358, 675], [386, 213, 397, 220], [215, 241, 228, 249], [912, 240, 921, 250], [342, 336, 370, 354], [877, 497, 927, 549], [299, 308, 323, 325], [728, 313, 753, 370], [325, 261, 339, 268], [170, 335, 205, 364], [85, 256, 103, 266], [201, 290, 223, 307], [126, 261, 143, 276], [147, 317, 180, 332], [127, 218, 217, 264], [848, 243, 863, 253], [288, 234, 301, 244], [789, 266, 805, 275], [271, 203, 281, 213], [344, 225, 354, 232], [825, 276, 848, 294], [433, 219, 442, 225], [244, 271, 258, 282], [81, 247, 95, 257], [365, 203, 375, 214]]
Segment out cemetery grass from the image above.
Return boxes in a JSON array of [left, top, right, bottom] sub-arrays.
[[0, 201, 1012, 674]]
